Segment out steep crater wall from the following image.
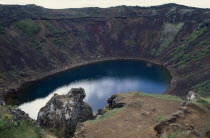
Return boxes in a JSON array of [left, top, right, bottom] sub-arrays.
[[0, 4, 209, 98]]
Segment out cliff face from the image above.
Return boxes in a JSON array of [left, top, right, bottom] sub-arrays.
[[0, 4, 209, 97]]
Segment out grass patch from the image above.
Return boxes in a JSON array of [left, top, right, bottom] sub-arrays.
[[16, 19, 40, 36], [16, 19, 44, 53], [0, 105, 44, 138], [187, 102, 209, 113], [156, 116, 166, 123], [88, 108, 124, 123], [168, 27, 208, 66], [0, 120, 43, 138], [205, 124, 210, 132], [176, 44, 210, 68], [44, 22, 66, 35], [44, 22, 57, 34], [195, 98, 210, 108], [136, 92, 183, 102], [192, 80, 210, 97]]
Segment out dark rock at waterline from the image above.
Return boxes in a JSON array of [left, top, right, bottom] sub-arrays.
[[37, 87, 94, 137], [107, 94, 126, 109], [97, 108, 105, 115]]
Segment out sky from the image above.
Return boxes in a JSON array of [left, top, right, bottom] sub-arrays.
[[0, 0, 210, 9]]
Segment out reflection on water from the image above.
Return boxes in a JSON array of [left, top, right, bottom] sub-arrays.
[[18, 60, 171, 120]]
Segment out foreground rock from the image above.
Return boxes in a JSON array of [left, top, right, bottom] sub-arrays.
[[37, 88, 94, 137]]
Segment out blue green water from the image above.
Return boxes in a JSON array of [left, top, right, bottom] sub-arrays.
[[18, 60, 171, 119]]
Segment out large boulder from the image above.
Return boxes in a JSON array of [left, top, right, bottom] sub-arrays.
[[37, 88, 94, 137]]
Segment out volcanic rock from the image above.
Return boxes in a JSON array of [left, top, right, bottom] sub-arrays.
[[37, 88, 94, 137]]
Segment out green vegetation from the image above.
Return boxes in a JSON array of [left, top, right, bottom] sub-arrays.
[[205, 124, 210, 132], [169, 27, 208, 68], [0, 24, 5, 34], [188, 102, 209, 113], [16, 19, 40, 36], [156, 116, 166, 123], [0, 119, 43, 138], [44, 22, 57, 34], [161, 132, 179, 138], [0, 105, 44, 138], [88, 108, 123, 123], [15, 19, 44, 53], [176, 44, 210, 68], [156, 22, 184, 56], [136, 92, 183, 102], [193, 80, 210, 97], [196, 98, 210, 107], [102, 105, 110, 113], [44, 22, 65, 35], [44, 22, 66, 47]]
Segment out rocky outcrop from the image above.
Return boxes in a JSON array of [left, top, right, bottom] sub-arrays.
[[187, 91, 202, 102], [154, 96, 209, 138], [37, 88, 94, 137], [154, 106, 202, 137], [107, 94, 126, 109], [182, 91, 202, 106]]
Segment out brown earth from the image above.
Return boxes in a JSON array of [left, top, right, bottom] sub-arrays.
[[74, 92, 210, 138]]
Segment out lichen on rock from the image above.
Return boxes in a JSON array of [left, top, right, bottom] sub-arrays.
[[37, 87, 94, 137]]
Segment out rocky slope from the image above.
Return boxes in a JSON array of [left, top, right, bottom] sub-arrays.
[[0, 4, 209, 99], [74, 92, 210, 138]]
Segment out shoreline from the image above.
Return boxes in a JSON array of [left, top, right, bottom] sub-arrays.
[[1, 56, 179, 102]]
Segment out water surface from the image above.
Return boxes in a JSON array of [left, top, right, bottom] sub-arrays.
[[18, 60, 171, 119]]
